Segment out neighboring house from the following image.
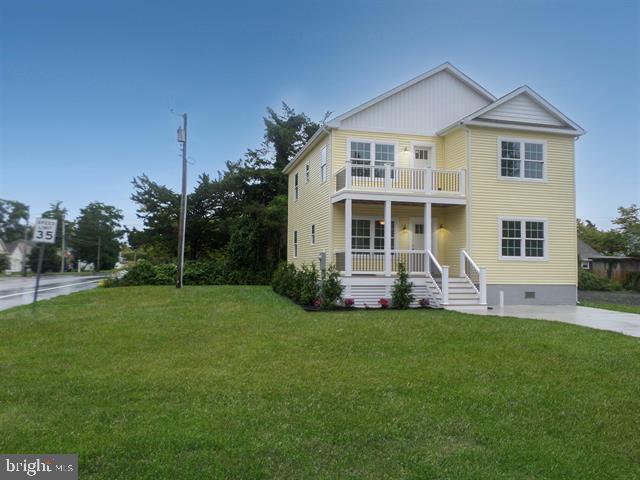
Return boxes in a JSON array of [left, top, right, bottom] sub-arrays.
[[4, 240, 33, 273], [578, 238, 640, 283], [283, 62, 584, 307]]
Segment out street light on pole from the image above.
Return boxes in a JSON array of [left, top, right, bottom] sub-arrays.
[[176, 113, 188, 288]]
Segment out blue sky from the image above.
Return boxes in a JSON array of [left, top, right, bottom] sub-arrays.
[[1, 0, 639, 229]]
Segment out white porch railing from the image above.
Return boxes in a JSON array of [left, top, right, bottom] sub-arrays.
[[427, 249, 448, 305], [335, 162, 465, 196], [334, 250, 427, 275], [460, 249, 487, 305]]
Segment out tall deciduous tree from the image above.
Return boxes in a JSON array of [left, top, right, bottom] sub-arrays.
[[71, 202, 124, 270], [613, 204, 640, 256], [0, 199, 29, 242], [27, 202, 68, 273]]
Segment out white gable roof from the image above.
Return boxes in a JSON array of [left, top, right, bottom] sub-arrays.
[[438, 86, 585, 136], [327, 62, 495, 135]]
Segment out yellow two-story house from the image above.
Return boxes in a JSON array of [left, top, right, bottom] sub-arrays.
[[283, 63, 584, 308]]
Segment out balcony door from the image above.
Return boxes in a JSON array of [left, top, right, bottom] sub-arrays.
[[412, 145, 433, 170], [410, 216, 438, 256]]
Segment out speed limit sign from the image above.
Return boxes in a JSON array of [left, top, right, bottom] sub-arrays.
[[33, 218, 58, 244]]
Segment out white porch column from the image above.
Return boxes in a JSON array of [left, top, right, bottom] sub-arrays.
[[424, 201, 432, 252], [384, 200, 392, 276], [345, 198, 352, 276]]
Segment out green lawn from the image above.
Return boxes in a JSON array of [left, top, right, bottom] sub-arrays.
[[1, 286, 639, 479], [581, 301, 640, 315]]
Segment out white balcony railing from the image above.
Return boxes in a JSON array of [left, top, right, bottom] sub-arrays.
[[334, 250, 427, 275], [335, 162, 465, 196]]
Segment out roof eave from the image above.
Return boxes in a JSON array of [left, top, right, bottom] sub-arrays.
[[282, 126, 330, 174]]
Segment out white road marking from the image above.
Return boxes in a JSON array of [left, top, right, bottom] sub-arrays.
[[0, 279, 101, 299]]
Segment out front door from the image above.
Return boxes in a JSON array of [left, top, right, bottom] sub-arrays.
[[413, 146, 432, 170], [410, 217, 438, 255]]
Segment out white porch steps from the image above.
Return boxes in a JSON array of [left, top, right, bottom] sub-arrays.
[[445, 277, 481, 307]]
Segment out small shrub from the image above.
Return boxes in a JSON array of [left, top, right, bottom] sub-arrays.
[[378, 298, 389, 309], [297, 263, 320, 306], [154, 263, 177, 285], [272, 263, 298, 298], [319, 265, 344, 309], [344, 298, 355, 308], [184, 260, 225, 285], [120, 259, 157, 286], [419, 298, 429, 308], [624, 272, 640, 292], [391, 263, 414, 309]]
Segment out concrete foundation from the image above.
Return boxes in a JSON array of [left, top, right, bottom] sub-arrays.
[[487, 284, 577, 306]]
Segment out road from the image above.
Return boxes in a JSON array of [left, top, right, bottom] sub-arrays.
[[0, 274, 105, 311]]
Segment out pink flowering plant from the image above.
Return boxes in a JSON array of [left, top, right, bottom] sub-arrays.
[[378, 298, 390, 309], [344, 298, 355, 308], [419, 298, 429, 308]]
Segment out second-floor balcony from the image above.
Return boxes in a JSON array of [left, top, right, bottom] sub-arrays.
[[335, 162, 466, 196]]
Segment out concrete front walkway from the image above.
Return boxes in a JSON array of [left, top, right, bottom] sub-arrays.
[[451, 305, 640, 338]]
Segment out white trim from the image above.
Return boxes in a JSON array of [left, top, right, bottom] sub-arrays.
[[320, 145, 328, 183], [346, 137, 399, 170], [466, 121, 583, 136], [328, 62, 495, 128], [331, 190, 467, 205], [436, 86, 585, 136], [497, 216, 549, 261], [497, 137, 548, 182], [410, 141, 436, 169], [351, 215, 399, 252], [465, 128, 472, 254]]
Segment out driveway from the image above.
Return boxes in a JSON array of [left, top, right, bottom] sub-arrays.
[[451, 305, 640, 338], [0, 274, 104, 311]]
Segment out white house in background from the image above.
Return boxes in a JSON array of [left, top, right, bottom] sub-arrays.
[[3, 240, 33, 273]]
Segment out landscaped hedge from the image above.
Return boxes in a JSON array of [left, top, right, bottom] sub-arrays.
[[272, 262, 344, 309], [578, 270, 623, 291], [105, 259, 255, 287]]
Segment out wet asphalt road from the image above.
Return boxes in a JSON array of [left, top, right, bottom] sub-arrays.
[[0, 274, 105, 311]]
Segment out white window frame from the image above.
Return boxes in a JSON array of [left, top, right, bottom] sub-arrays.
[[310, 224, 316, 245], [347, 138, 398, 177], [293, 230, 298, 258], [581, 260, 592, 270], [351, 216, 398, 252], [497, 137, 547, 182], [294, 173, 299, 201], [305, 162, 310, 183], [498, 217, 548, 261], [320, 146, 327, 183]]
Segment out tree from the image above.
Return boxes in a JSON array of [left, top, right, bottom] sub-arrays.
[[0, 252, 9, 271], [28, 244, 60, 274], [0, 199, 29, 242], [577, 218, 625, 255], [71, 202, 124, 270], [612, 204, 640, 257]]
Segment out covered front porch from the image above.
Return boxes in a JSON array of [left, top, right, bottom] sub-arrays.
[[331, 198, 486, 307]]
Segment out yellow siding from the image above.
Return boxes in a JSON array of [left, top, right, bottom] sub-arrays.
[[469, 127, 577, 285], [443, 128, 467, 171], [287, 134, 332, 266]]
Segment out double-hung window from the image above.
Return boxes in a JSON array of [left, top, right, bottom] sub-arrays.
[[293, 230, 298, 257], [351, 219, 394, 252], [500, 218, 547, 260], [499, 139, 545, 180], [294, 173, 299, 200], [310, 224, 316, 245], [320, 146, 327, 183], [349, 141, 395, 178]]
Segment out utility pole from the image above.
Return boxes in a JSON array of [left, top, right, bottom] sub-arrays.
[[96, 236, 101, 272], [176, 113, 188, 288], [60, 214, 65, 273]]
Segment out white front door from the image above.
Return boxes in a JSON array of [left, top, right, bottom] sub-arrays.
[[413, 146, 432, 170], [410, 216, 438, 255]]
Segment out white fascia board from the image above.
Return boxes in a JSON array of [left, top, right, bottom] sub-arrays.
[[282, 127, 330, 174], [327, 62, 496, 128], [465, 120, 583, 136], [437, 86, 586, 136]]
